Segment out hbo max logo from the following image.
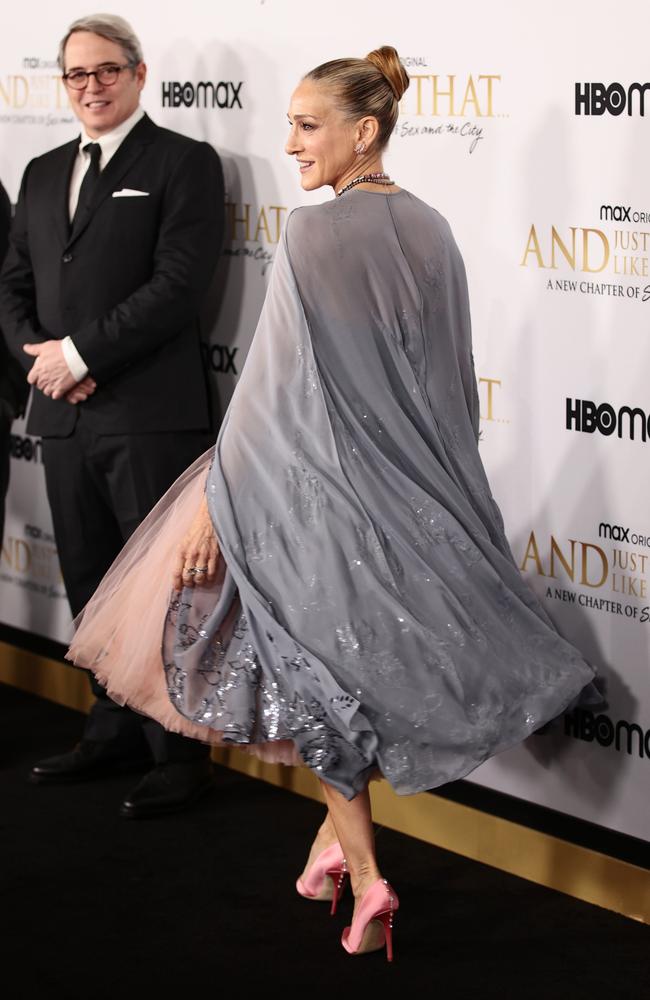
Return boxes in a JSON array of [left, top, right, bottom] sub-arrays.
[[566, 398, 650, 442], [162, 80, 243, 109], [575, 81, 650, 116]]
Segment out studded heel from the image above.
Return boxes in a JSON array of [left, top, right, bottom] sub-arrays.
[[341, 879, 399, 961]]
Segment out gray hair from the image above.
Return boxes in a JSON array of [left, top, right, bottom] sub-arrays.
[[58, 14, 143, 70]]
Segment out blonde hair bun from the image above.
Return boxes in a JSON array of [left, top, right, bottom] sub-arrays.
[[366, 46, 410, 102], [305, 47, 410, 149]]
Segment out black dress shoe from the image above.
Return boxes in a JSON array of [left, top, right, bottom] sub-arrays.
[[29, 741, 152, 785], [120, 759, 215, 819]]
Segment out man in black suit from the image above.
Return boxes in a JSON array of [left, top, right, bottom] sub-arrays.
[[0, 180, 29, 544], [0, 15, 224, 817]]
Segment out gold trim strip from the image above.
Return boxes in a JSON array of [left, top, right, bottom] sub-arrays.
[[1, 641, 648, 924], [0, 640, 94, 714]]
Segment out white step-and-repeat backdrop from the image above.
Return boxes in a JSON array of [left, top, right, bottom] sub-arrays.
[[1, 1, 648, 841]]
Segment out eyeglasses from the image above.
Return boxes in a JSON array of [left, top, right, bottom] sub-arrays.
[[62, 64, 134, 90]]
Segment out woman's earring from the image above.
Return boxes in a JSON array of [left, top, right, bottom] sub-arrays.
[[354, 142, 366, 155]]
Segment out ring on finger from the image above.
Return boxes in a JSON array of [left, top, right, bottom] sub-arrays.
[[185, 565, 208, 576]]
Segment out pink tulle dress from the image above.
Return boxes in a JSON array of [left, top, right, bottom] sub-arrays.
[[67, 449, 301, 767]]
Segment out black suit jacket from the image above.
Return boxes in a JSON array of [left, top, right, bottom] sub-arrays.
[[0, 181, 29, 421], [0, 114, 224, 437]]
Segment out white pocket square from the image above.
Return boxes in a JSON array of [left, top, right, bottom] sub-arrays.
[[112, 188, 150, 198]]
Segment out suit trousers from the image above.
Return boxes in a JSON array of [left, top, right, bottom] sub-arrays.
[[42, 414, 214, 764], [0, 412, 9, 545]]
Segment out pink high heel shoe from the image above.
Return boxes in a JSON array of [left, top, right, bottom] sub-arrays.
[[341, 878, 399, 962], [296, 842, 348, 915]]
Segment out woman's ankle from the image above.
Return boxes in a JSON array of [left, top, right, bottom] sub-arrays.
[[350, 864, 383, 900], [316, 813, 338, 845]]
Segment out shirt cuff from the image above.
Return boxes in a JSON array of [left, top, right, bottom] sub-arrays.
[[61, 336, 89, 382]]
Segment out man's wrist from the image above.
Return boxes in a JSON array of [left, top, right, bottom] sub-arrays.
[[61, 336, 89, 381]]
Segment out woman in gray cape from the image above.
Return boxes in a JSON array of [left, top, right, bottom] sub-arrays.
[[69, 46, 597, 961]]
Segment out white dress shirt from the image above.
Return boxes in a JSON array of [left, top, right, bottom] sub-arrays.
[[62, 106, 146, 381]]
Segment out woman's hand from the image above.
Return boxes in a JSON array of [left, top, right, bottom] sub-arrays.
[[172, 495, 220, 590]]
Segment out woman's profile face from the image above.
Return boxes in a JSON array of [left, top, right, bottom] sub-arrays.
[[286, 79, 357, 192]]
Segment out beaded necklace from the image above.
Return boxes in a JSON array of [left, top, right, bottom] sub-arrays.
[[336, 172, 394, 197]]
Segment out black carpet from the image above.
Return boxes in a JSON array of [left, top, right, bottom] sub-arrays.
[[1, 683, 647, 999]]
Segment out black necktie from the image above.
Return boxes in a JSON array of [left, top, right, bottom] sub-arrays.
[[72, 142, 101, 229]]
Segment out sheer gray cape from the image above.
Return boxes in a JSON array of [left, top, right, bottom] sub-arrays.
[[163, 190, 596, 799]]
